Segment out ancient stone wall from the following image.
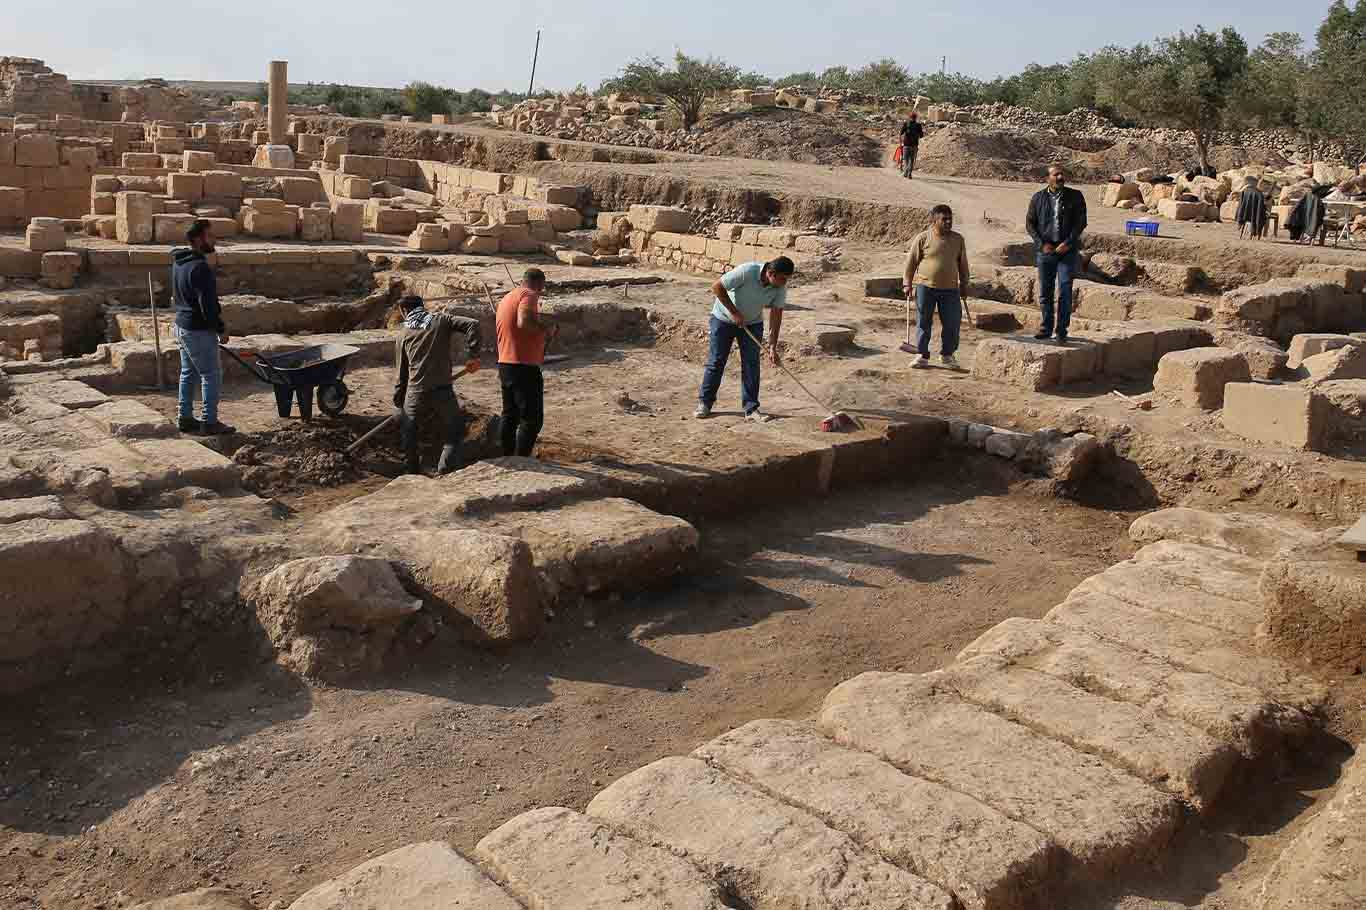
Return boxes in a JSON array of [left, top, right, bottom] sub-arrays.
[[0, 57, 81, 117]]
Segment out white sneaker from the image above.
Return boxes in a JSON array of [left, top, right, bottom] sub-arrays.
[[911, 355, 930, 369], [745, 410, 773, 423], [941, 354, 960, 369], [694, 403, 712, 419]]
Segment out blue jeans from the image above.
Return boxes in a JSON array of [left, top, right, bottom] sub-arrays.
[[1037, 248, 1080, 336], [915, 286, 962, 357], [175, 325, 222, 424], [698, 316, 763, 414]]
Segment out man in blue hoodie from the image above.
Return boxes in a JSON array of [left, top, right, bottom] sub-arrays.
[[172, 220, 234, 435]]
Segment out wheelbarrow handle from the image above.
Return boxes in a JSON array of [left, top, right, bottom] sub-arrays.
[[218, 343, 281, 385]]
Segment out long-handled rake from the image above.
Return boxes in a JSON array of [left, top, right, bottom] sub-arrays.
[[737, 323, 858, 432]]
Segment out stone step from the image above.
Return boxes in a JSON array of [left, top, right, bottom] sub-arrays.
[[1073, 563, 1263, 636], [1047, 591, 1326, 713], [1130, 541, 1265, 602], [936, 655, 1238, 808], [693, 719, 1057, 910], [587, 756, 955, 910], [1128, 507, 1320, 558], [286, 841, 521, 910], [816, 672, 1180, 879], [476, 806, 729, 910], [958, 617, 1310, 759]]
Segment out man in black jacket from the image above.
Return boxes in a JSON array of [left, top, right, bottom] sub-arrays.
[[393, 295, 482, 475], [899, 112, 924, 179], [1025, 166, 1088, 344], [172, 220, 234, 435]]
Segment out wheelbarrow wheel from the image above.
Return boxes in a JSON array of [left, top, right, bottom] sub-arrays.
[[317, 381, 350, 417]]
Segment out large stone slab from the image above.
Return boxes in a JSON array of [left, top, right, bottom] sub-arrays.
[[476, 806, 729, 910], [1339, 515, 1366, 554], [694, 719, 1057, 910], [1153, 347, 1250, 410], [0, 494, 68, 524], [1047, 591, 1326, 713], [1128, 508, 1319, 558], [1222, 382, 1331, 451], [1257, 750, 1366, 909], [1072, 563, 1263, 636], [28, 379, 109, 409], [288, 841, 520, 910], [1129, 540, 1264, 603], [937, 655, 1237, 808], [959, 618, 1308, 758], [587, 756, 955, 910], [1261, 539, 1366, 673], [817, 672, 1180, 878], [971, 336, 1100, 391], [82, 399, 177, 439]]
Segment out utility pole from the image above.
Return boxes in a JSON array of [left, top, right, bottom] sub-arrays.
[[527, 28, 542, 98]]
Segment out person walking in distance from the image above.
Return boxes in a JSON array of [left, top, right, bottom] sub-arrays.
[[393, 295, 482, 475], [695, 256, 794, 422], [496, 268, 553, 457], [899, 111, 924, 180], [1025, 165, 1088, 344], [903, 204, 970, 369], [172, 219, 234, 435]]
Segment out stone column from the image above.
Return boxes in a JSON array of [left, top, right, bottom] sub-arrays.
[[268, 60, 288, 144]]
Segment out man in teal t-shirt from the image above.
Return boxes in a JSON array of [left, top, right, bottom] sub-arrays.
[[696, 256, 794, 422]]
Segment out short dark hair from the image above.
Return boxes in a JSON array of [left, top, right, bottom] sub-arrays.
[[523, 268, 546, 287], [930, 204, 953, 219], [397, 294, 424, 312], [186, 219, 211, 243], [767, 256, 795, 276]]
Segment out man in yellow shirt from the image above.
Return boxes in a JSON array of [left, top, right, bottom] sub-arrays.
[[902, 204, 970, 369]]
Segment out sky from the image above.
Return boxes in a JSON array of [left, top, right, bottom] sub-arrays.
[[3, 1, 1337, 91]]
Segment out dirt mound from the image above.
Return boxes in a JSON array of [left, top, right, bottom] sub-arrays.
[[689, 109, 886, 167], [917, 125, 1293, 183]]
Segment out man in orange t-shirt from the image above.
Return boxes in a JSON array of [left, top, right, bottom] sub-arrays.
[[495, 268, 555, 457]]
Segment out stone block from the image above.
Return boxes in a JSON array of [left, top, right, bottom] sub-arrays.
[[0, 185, 24, 223], [116, 192, 160, 244], [589, 757, 954, 910], [251, 144, 294, 169], [25, 218, 66, 252], [39, 251, 81, 289], [82, 399, 176, 438], [181, 150, 216, 172], [330, 200, 364, 242], [1288, 333, 1360, 369], [288, 843, 520, 910], [152, 138, 184, 156], [1213, 330, 1288, 380], [1261, 540, 1366, 673], [537, 184, 580, 205], [497, 224, 539, 253], [15, 133, 59, 167], [298, 207, 332, 242], [296, 133, 322, 156], [555, 249, 594, 266], [468, 170, 510, 193], [323, 136, 348, 165], [89, 190, 116, 215], [152, 213, 197, 244], [463, 235, 499, 255], [200, 171, 242, 199], [971, 336, 1098, 390], [1157, 199, 1205, 221], [476, 807, 728, 910], [407, 223, 447, 251], [369, 205, 418, 235], [819, 672, 1180, 875], [1300, 343, 1366, 382], [165, 172, 203, 201], [1222, 382, 1330, 451], [121, 152, 162, 168], [1154, 347, 1251, 410], [597, 211, 629, 232], [1296, 262, 1366, 295], [242, 209, 297, 240], [278, 176, 322, 206], [628, 204, 692, 233], [527, 203, 581, 231]]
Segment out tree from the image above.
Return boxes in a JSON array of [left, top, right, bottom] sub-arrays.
[[1306, 2, 1366, 163], [1233, 33, 1308, 130], [1114, 27, 1248, 172], [818, 66, 852, 90], [851, 58, 910, 96], [601, 52, 741, 128], [404, 81, 453, 119], [774, 70, 817, 88]]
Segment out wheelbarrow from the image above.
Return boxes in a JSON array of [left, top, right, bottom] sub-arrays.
[[219, 342, 361, 420]]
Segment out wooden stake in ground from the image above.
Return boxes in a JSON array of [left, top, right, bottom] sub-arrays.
[[147, 273, 164, 391]]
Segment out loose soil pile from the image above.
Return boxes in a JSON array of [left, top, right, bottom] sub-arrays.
[[688, 109, 886, 167]]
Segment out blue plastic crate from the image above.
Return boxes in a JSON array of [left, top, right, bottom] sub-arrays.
[[1125, 220, 1160, 237]]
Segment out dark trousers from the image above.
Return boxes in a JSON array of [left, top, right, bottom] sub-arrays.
[[915, 286, 962, 356], [1037, 248, 1080, 337], [498, 363, 544, 457], [399, 384, 464, 474], [698, 316, 763, 415], [901, 144, 918, 178]]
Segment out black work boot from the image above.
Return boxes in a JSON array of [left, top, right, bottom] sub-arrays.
[[198, 421, 237, 436], [178, 416, 201, 433]]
